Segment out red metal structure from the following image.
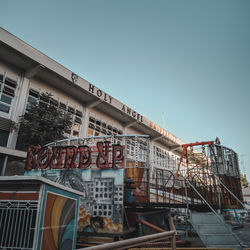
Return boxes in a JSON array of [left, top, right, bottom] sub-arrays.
[[167, 140, 243, 209], [173, 141, 214, 187]]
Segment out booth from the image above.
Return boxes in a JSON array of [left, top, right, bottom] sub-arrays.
[[0, 176, 82, 250]]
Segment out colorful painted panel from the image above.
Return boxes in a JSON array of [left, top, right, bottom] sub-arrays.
[[41, 192, 77, 250], [77, 169, 124, 234], [27, 168, 124, 234]]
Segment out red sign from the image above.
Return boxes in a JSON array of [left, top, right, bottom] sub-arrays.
[[25, 141, 124, 170]]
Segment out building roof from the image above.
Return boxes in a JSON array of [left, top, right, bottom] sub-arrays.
[[0, 27, 184, 152]]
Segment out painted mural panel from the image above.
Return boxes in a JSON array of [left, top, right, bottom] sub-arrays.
[[77, 169, 124, 234], [26, 168, 124, 234], [24, 139, 126, 234], [41, 192, 77, 250]]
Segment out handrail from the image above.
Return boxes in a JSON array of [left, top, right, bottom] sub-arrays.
[[212, 173, 248, 211], [138, 218, 166, 232], [183, 176, 225, 224], [183, 175, 245, 248], [80, 231, 176, 250]]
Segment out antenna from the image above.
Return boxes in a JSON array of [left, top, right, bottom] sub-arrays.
[[162, 112, 166, 129]]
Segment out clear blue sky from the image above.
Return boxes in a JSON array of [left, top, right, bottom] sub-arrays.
[[1, 0, 250, 179]]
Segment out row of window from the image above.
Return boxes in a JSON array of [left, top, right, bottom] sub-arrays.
[[95, 179, 113, 187], [93, 205, 113, 217], [94, 205, 112, 210], [88, 116, 123, 145], [114, 197, 123, 202], [126, 138, 148, 161], [0, 74, 17, 115], [153, 145, 178, 170], [96, 187, 113, 192], [26, 88, 83, 138], [88, 116, 123, 136], [95, 193, 112, 199]]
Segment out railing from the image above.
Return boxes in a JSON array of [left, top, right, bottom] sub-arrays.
[[43, 136, 243, 210], [149, 169, 205, 207], [80, 231, 176, 250], [212, 173, 248, 211], [0, 200, 38, 249], [184, 174, 245, 248], [145, 165, 243, 209]]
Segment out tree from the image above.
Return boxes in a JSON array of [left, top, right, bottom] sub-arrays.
[[241, 174, 249, 188], [17, 93, 72, 150]]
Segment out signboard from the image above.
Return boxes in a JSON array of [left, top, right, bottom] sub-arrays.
[[25, 140, 124, 234], [25, 141, 124, 170]]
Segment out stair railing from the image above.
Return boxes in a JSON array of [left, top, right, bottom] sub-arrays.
[[182, 175, 225, 224], [182, 174, 245, 248], [212, 173, 248, 211]]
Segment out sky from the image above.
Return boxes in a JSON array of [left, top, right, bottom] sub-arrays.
[[1, 0, 250, 179]]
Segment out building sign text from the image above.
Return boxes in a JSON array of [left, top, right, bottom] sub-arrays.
[[88, 84, 113, 104], [121, 105, 143, 122]]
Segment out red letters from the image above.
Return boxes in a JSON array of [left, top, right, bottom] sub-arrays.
[[37, 147, 52, 169], [64, 146, 78, 169], [79, 146, 92, 169], [25, 141, 124, 170], [96, 141, 110, 168], [25, 146, 41, 170], [50, 146, 64, 169], [112, 144, 124, 168]]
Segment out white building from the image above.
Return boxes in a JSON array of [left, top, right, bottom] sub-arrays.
[[0, 27, 184, 175], [242, 187, 250, 210]]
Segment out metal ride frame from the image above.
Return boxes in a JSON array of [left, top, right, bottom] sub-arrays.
[[168, 140, 243, 209], [46, 135, 243, 210]]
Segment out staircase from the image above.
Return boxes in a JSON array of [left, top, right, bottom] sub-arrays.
[[190, 211, 243, 250]]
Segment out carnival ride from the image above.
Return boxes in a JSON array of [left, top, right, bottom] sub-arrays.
[[0, 134, 245, 249]]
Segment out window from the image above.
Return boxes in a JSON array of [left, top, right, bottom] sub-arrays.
[[25, 88, 83, 138], [88, 116, 123, 143], [152, 145, 177, 170], [59, 102, 67, 111], [0, 75, 17, 115], [0, 129, 9, 147], [126, 137, 147, 161]]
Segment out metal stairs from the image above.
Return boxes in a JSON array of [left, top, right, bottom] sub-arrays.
[[190, 211, 244, 250]]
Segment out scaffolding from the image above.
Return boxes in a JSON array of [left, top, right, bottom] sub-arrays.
[[43, 136, 243, 210], [150, 141, 243, 209]]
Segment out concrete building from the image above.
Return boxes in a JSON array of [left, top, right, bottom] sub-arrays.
[[242, 187, 250, 210], [0, 27, 184, 175]]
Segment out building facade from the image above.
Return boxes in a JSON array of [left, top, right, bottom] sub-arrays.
[[0, 27, 184, 176]]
